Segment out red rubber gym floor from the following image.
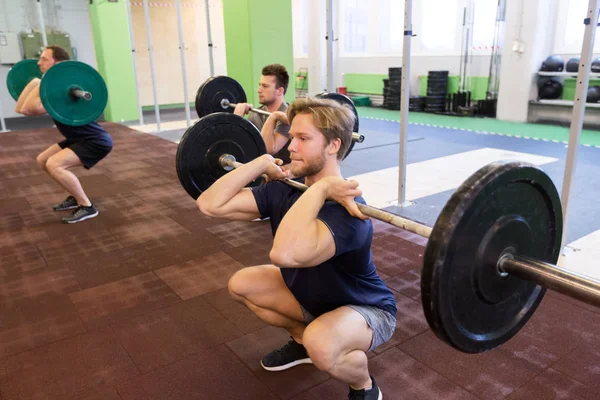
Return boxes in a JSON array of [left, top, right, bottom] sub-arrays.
[[0, 124, 599, 400]]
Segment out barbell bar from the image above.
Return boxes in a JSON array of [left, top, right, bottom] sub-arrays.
[[7, 59, 107, 126], [221, 152, 429, 234], [219, 98, 364, 144], [175, 112, 600, 354], [70, 88, 93, 101], [220, 98, 271, 117]]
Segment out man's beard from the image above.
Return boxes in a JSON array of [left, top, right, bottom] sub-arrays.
[[260, 97, 273, 107], [290, 150, 326, 177]]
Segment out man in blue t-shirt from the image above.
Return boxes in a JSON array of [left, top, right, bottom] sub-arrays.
[[197, 97, 396, 400], [15, 45, 112, 224]]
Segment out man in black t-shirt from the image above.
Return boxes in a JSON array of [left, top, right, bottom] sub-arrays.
[[15, 45, 112, 224], [197, 97, 396, 400]]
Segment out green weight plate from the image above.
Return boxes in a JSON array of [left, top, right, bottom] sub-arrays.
[[6, 59, 42, 101], [40, 61, 108, 126]]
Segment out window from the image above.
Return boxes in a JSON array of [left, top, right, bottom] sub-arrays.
[[340, 0, 369, 53], [378, 0, 404, 52], [563, 0, 589, 51], [471, 0, 499, 51], [337, 0, 470, 56], [554, 0, 600, 53], [292, 0, 308, 57], [419, 0, 460, 52]]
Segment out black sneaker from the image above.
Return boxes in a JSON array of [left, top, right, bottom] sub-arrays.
[[62, 205, 99, 224], [348, 376, 382, 400], [52, 196, 78, 211], [260, 337, 312, 371]]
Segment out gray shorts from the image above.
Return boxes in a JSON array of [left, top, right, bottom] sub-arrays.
[[300, 304, 397, 352]]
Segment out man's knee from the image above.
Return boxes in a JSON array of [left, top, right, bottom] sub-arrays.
[[45, 156, 63, 174], [36, 153, 48, 170], [303, 324, 337, 371], [228, 269, 249, 301]]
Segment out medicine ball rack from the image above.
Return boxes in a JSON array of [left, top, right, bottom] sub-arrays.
[[533, 70, 600, 109]]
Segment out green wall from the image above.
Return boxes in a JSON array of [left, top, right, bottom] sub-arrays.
[[88, 1, 138, 122], [223, 0, 295, 106], [563, 78, 600, 100], [343, 74, 388, 94]]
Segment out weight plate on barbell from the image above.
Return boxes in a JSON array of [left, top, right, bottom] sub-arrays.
[[195, 76, 247, 118], [40, 61, 108, 126], [314, 92, 359, 160], [6, 59, 43, 101], [176, 112, 267, 199], [422, 161, 562, 353]]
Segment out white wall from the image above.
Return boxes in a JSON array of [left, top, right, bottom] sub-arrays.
[[0, 0, 96, 119]]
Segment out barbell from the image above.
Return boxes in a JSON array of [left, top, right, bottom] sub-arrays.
[[6, 59, 108, 126], [194, 76, 364, 159], [175, 112, 600, 354]]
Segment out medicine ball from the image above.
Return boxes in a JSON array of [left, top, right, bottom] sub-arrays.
[[536, 75, 554, 89], [538, 79, 563, 100], [540, 55, 565, 72], [566, 57, 580, 73], [587, 86, 600, 103], [591, 57, 600, 73]]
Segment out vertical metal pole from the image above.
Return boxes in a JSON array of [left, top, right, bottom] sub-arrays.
[[326, 0, 334, 92], [143, 0, 161, 131], [126, 0, 144, 125], [204, 0, 215, 76], [0, 104, 8, 132], [176, 0, 192, 127], [397, 0, 413, 206], [561, 0, 599, 248], [36, 0, 48, 46]]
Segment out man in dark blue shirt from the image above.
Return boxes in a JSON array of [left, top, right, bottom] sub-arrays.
[[15, 45, 112, 223], [197, 97, 396, 400]]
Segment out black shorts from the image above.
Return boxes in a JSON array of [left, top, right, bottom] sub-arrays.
[[58, 139, 112, 169]]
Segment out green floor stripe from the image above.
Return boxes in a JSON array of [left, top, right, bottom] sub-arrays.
[[356, 107, 600, 147]]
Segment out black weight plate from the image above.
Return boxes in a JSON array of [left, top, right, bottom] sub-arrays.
[[195, 76, 247, 118], [422, 161, 562, 353], [427, 82, 448, 88], [428, 70, 449, 76], [176, 112, 267, 199], [315, 92, 359, 160], [425, 98, 446, 102]]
